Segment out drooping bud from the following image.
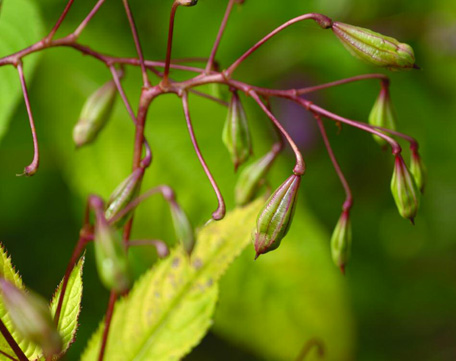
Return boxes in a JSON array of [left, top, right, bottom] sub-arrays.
[[222, 91, 253, 171], [94, 211, 132, 293], [177, 0, 198, 6], [0, 279, 62, 357], [105, 168, 145, 227], [410, 150, 426, 193], [73, 80, 117, 147], [391, 155, 420, 222], [253, 174, 301, 258], [170, 202, 195, 254], [331, 22, 416, 70], [235, 146, 279, 206], [330, 210, 352, 274], [368, 85, 397, 146]]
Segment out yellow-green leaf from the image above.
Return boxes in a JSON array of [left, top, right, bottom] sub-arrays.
[[49, 256, 85, 356], [81, 200, 262, 361]]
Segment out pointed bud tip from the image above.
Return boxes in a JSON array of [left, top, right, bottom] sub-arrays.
[[339, 264, 346, 275], [410, 218, 415, 226]]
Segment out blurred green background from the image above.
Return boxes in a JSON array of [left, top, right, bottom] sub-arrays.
[[0, 0, 455, 360]]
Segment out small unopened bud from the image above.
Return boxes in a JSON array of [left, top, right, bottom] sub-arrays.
[[253, 174, 301, 258], [94, 212, 132, 293], [73, 80, 117, 147], [391, 155, 420, 222], [368, 85, 397, 147], [0, 279, 62, 357], [410, 151, 426, 193], [330, 211, 352, 274], [105, 168, 145, 227], [331, 22, 416, 70], [235, 147, 278, 206], [170, 202, 195, 254], [222, 91, 253, 171], [177, 0, 198, 6]]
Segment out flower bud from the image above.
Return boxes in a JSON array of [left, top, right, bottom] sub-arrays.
[[410, 151, 426, 193], [177, 0, 198, 6], [105, 168, 145, 227], [0, 279, 62, 357], [170, 202, 195, 254], [94, 212, 132, 293], [368, 86, 397, 146], [73, 80, 117, 147], [253, 174, 301, 258], [331, 22, 416, 70], [235, 147, 278, 206], [391, 155, 420, 222], [222, 91, 253, 171], [330, 211, 352, 274]]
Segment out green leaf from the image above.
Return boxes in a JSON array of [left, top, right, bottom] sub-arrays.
[[0, 243, 41, 360], [0, 0, 44, 143], [81, 200, 263, 361], [49, 256, 85, 356], [214, 204, 356, 361]]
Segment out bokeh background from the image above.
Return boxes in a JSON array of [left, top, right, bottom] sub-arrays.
[[0, 0, 455, 360]]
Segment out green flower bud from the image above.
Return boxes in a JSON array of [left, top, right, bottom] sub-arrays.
[[94, 212, 132, 293], [368, 86, 397, 146], [332, 22, 416, 70], [235, 146, 279, 206], [391, 155, 420, 223], [330, 211, 352, 274], [105, 168, 145, 227], [410, 151, 426, 194], [170, 202, 195, 254], [177, 0, 198, 6], [0, 279, 62, 357], [222, 91, 253, 171], [73, 80, 117, 147], [253, 174, 301, 258]]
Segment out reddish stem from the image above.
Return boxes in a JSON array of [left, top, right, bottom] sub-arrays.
[[162, 2, 180, 85], [226, 13, 332, 77], [97, 291, 117, 361], [122, 0, 151, 87], [0, 320, 28, 361], [46, 0, 76, 41], [182, 92, 226, 220], [0, 350, 18, 361], [206, 0, 236, 73], [16, 62, 39, 177], [73, 0, 106, 38], [249, 90, 305, 175], [314, 113, 353, 211]]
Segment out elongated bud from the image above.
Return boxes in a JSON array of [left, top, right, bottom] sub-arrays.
[[94, 211, 132, 293], [410, 150, 426, 193], [170, 202, 195, 254], [105, 168, 145, 227], [253, 174, 301, 258], [391, 155, 420, 223], [73, 80, 117, 147], [222, 91, 253, 171], [235, 146, 279, 206], [0, 279, 62, 357], [331, 22, 416, 70], [330, 211, 352, 274], [368, 85, 397, 146], [177, 0, 198, 6]]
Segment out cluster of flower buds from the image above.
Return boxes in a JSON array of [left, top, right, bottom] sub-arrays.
[[0, 279, 62, 358], [73, 79, 117, 148], [223, 91, 253, 171], [331, 22, 416, 70]]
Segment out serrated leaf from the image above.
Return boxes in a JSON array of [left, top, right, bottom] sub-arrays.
[[81, 200, 263, 361], [0, 243, 41, 360], [49, 256, 85, 357], [0, 0, 44, 143]]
